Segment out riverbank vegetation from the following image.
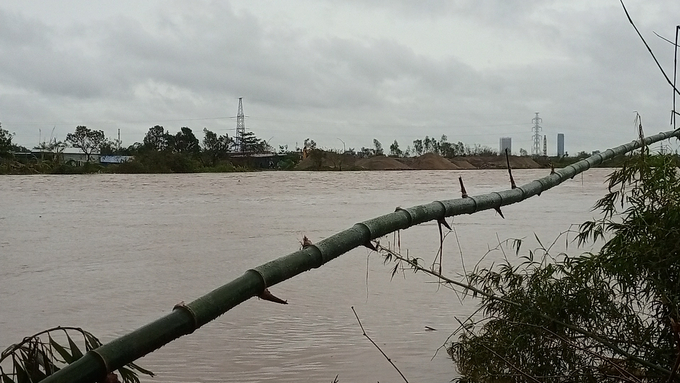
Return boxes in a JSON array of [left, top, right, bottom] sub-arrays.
[[0, 124, 269, 174], [450, 151, 680, 382], [1, 121, 613, 175]]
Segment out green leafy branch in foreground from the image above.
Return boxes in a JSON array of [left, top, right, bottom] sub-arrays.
[[0, 326, 153, 383], [377, 152, 680, 382]]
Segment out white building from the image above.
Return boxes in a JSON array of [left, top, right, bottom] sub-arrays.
[[557, 133, 565, 157]]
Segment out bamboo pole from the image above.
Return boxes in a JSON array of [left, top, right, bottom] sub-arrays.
[[42, 129, 680, 383]]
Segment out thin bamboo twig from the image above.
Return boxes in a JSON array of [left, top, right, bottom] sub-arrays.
[[656, 28, 680, 128], [351, 306, 409, 383], [620, 0, 680, 96]]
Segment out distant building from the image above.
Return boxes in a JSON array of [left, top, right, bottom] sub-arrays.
[[557, 134, 565, 157], [499, 137, 512, 155], [31, 149, 100, 166], [100, 155, 133, 165]]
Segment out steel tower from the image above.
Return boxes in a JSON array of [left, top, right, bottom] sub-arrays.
[[531, 112, 542, 156], [543, 135, 547, 157], [235, 97, 246, 153]]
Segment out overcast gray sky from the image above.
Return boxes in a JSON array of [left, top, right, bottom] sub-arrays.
[[0, 0, 678, 155]]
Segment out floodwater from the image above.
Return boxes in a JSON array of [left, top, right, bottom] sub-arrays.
[[0, 169, 610, 382]]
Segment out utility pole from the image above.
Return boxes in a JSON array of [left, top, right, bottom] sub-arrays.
[[236, 97, 246, 153], [532, 112, 542, 156]]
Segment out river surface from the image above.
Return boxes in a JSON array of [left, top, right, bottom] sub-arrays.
[[0, 169, 610, 382]]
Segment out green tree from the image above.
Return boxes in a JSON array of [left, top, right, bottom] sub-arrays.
[[202, 128, 232, 166], [454, 141, 465, 156], [241, 131, 268, 153], [304, 138, 317, 151], [423, 136, 432, 153], [173, 127, 200, 156], [449, 153, 680, 382], [0, 123, 14, 157], [373, 138, 384, 156], [412, 139, 424, 156], [99, 138, 123, 156], [389, 140, 402, 157], [65, 126, 106, 162], [34, 138, 66, 164], [143, 125, 169, 151], [440, 135, 454, 157]]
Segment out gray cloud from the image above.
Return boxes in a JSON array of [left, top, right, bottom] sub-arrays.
[[0, 0, 677, 154]]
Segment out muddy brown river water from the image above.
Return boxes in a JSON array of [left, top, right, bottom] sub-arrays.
[[0, 169, 610, 382]]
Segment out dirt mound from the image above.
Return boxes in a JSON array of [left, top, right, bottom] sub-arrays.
[[449, 158, 477, 169], [355, 156, 412, 170], [509, 157, 542, 168], [295, 152, 359, 170], [464, 156, 541, 169], [406, 153, 460, 170], [294, 152, 544, 171]]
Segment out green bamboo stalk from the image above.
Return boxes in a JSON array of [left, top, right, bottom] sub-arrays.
[[42, 129, 680, 383]]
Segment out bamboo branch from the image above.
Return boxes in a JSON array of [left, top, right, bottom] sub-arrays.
[[351, 307, 409, 383], [620, 0, 680, 96]]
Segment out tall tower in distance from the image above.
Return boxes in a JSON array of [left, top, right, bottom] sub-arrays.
[[499, 137, 512, 155], [543, 135, 547, 157], [531, 112, 542, 156], [235, 97, 246, 153], [557, 133, 565, 157]]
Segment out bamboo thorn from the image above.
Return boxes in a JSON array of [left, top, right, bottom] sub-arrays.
[[458, 176, 468, 198], [258, 288, 288, 305]]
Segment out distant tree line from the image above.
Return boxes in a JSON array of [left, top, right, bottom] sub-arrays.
[[330, 135, 498, 159], [0, 123, 283, 174]]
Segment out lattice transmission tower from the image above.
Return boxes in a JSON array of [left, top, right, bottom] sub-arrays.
[[235, 97, 246, 153], [531, 112, 543, 156]]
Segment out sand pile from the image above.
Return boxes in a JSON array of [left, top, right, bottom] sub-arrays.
[[406, 153, 460, 170], [355, 156, 412, 170], [294, 152, 544, 170], [295, 153, 359, 170], [464, 156, 541, 169], [449, 158, 477, 169], [509, 157, 542, 168]]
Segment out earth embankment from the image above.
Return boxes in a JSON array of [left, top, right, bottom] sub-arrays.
[[295, 152, 543, 170]]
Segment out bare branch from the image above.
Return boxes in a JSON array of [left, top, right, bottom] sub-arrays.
[[620, 1, 680, 97], [654, 31, 680, 47], [351, 307, 409, 383]]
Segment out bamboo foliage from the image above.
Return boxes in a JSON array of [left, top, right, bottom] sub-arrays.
[[41, 129, 680, 383], [0, 327, 153, 383]]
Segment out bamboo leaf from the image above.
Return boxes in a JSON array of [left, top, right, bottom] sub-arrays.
[[49, 335, 74, 364], [82, 332, 102, 351], [390, 263, 399, 280], [117, 366, 140, 383], [533, 233, 544, 250], [65, 333, 83, 361], [12, 359, 28, 383], [127, 362, 155, 377]]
